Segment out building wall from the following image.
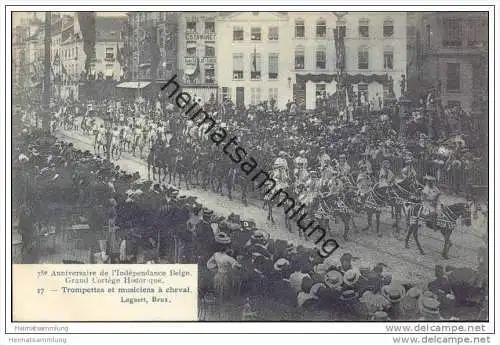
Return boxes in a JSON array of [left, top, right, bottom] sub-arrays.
[[288, 12, 407, 110], [177, 12, 217, 85], [92, 41, 124, 79], [216, 11, 292, 109], [412, 12, 488, 113], [125, 12, 178, 82]]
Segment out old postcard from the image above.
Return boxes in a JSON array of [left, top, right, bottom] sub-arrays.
[[6, 5, 493, 338]]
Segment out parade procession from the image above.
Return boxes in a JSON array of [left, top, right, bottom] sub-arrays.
[[11, 11, 489, 321]]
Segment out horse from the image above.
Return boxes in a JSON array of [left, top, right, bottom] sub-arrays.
[[227, 166, 249, 206], [146, 144, 158, 181], [94, 130, 106, 156], [390, 177, 422, 233], [405, 202, 472, 259], [313, 192, 357, 241], [132, 129, 147, 159], [110, 131, 121, 161]]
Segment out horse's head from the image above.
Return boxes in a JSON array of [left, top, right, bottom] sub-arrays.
[[444, 202, 472, 227]]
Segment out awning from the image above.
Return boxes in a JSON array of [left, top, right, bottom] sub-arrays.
[[186, 42, 197, 49], [116, 81, 152, 89], [184, 67, 197, 76], [205, 42, 215, 48]]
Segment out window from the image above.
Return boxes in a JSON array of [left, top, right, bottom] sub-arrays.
[[268, 26, 279, 40], [233, 53, 244, 80], [446, 63, 460, 92], [467, 20, 487, 47], [359, 19, 369, 38], [204, 65, 215, 84], [295, 46, 305, 70], [186, 21, 197, 33], [222, 87, 232, 101], [233, 27, 244, 41], [358, 83, 368, 103], [268, 53, 279, 79], [383, 46, 394, 70], [358, 46, 369, 69], [316, 83, 326, 98], [251, 87, 261, 105], [316, 19, 327, 38], [250, 52, 261, 80], [443, 18, 461, 47], [205, 41, 215, 57], [426, 24, 431, 49], [205, 20, 215, 33], [251, 27, 261, 41], [105, 47, 114, 60], [383, 18, 394, 37], [186, 41, 197, 56], [316, 46, 326, 69], [269, 88, 278, 102], [295, 19, 305, 38]]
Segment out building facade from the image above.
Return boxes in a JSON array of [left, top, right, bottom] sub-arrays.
[[123, 12, 177, 83], [12, 23, 30, 92], [177, 12, 218, 104], [409, 12, 488, 114], [91, 16, 126, 80], [216, 12, 292, 109], [289, 12, 407, 110]]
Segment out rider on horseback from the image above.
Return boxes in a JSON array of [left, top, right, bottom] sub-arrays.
[[377, 160, 395, 197], [401, 156, 418, 180], [421, 175, 440, 231], [358, 152, 373, 175]]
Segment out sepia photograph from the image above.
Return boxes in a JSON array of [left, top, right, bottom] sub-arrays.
[[10, 9, 489, 323]]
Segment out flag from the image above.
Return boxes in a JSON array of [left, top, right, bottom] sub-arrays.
[[61, 63, 68, 76], [53, 51, 60, 66], [116, 41, 122, 65], [192, 57, 200, 78], [252, 46, 257, 72]]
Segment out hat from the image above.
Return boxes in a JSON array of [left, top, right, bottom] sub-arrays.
[[405, 156, 414, 163], [279, 151, 286, 156], [340, 289, 359, 301], [340, 253, 353, 262], [339, 154, 346, 158], [424, 175, 436, 181], [203, 209, 214, 217], [343, 269, 361, 286], [324, 270, 343, 289], [273, 258, 290, 271], [422, 290, 438, 300], [381, 284, 406, 303], [214, 231, 231, 244], [382, 160, 390, 167], [371, 311, 390, 321], [358, 261, 372, 273], [299, 150, 306, 155], [407, 286, 421, 299], [251, 230, 270, 242], [419, 297, 440, 315]]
